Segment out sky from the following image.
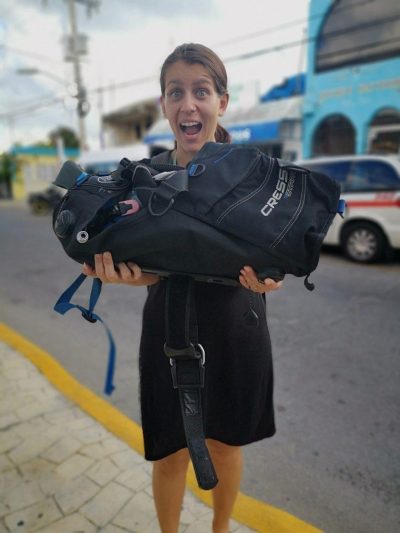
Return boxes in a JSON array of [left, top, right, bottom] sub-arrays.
[[0, 0, 311, 152]]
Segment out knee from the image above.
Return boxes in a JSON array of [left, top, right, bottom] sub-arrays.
[[207, 439, 242, 466], [153, 448, 190, 476]]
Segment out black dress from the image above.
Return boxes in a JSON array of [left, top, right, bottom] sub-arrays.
[[139, 279, 276, 461]]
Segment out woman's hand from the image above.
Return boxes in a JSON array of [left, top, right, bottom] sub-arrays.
[[83, 252, 160, 287], [239, 265, 283, 294]]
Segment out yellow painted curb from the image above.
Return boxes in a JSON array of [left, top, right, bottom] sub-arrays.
[[0, 322, 323, 533]]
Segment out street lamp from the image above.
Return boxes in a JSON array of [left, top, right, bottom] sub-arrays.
[[16, 67, 67, 87]]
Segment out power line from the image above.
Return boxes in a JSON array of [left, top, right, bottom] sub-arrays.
[[213, 0, 375, 48], [223, 12, 400, 63], [0, 96, 65, 120], [3, 8, 400, 120], [0, 0, 375, 68], [0, 44, 59, 63]]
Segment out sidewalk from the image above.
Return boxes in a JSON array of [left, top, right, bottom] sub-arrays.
[[0, 340, 253, 533]]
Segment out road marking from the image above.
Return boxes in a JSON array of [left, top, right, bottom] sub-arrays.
[[0, 322, 323, 533]]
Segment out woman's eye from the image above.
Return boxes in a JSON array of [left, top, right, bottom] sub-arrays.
[[197, 88, 208, 97], [169, 90, 181, 99]]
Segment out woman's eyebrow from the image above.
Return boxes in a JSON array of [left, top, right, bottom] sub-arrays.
[[166, 77, 213, 88], [166, 79, 183, 87], [192, 78, 213, 86]]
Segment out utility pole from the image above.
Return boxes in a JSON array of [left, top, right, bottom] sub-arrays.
[[66, 0, 87, 150], [62, 0, 100, 151]]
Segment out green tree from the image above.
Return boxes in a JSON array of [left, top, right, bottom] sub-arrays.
[[48, 126, 79, 149], [0, 152, 16, 199]]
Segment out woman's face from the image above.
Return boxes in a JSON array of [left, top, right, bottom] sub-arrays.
[[161, 60, 228, 165]]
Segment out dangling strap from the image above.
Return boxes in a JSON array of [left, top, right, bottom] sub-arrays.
[[164, 275, 218, 490], [337, 198, 346, 218], [53, 273, 116, 395]]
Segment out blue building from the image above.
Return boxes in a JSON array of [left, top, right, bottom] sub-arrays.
[[303, 0, 400, 157]]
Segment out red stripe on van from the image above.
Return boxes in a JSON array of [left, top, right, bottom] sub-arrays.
[[346, 199, 400, 208]]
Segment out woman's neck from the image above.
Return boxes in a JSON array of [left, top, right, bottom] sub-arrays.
[[175, 148, 195, 168]]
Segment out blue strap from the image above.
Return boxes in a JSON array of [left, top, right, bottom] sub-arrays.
[[54, 273, 116, 395], [76, 172, 89, 185], [337, 199, 346, 218]]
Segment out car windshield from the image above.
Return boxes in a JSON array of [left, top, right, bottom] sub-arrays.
[[302, 159, 400, 192], [301, 161, 351, 191], [348, 161, 400, 191]]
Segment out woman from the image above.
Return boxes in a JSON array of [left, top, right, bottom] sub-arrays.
[[83, 43, 283, 533]]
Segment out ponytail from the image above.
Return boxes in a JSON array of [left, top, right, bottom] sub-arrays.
[[215, 123, 231, 144]]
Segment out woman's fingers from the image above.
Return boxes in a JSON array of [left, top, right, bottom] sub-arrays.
[[94, 253, 106, 279], [83, 255, 154, 286], [240, 266, 283, 293], [117, 261, 135, 282], [93, 252, 118, 282], [263, 278, 283, 291], [82, 262, 96, 276], [102, 252, 119, 282], [127, 262, 142, 280]]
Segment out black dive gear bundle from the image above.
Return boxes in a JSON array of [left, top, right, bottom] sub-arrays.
[[52, 142, 343, 490], [53, 142, 343, 288]]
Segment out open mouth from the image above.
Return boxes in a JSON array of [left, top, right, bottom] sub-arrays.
[[180, 122, 202, 136]]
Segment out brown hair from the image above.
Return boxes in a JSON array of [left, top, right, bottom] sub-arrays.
[[160, 43, 231, 144]]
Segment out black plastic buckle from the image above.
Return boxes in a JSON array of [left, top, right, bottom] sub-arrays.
[[81, 310, 97, 323], [164, 342, 198, 359], [169, 345, 206, 389]]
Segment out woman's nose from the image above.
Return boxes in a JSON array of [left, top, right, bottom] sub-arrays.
[[180, 95, 196, 112]]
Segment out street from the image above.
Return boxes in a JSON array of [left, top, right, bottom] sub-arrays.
[[0, 200, 399, 533]]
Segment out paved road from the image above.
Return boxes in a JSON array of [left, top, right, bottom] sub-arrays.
[[1, 200, 399, 533]]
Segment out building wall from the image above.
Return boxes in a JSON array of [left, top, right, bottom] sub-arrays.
[[10, 146, 79, 200], [303, 0, 400, 157]]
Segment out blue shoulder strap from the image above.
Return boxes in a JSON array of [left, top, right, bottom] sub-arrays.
[[53, 273, 116, 395]]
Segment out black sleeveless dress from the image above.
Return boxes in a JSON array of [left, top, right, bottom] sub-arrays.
[[139, 280, 276, 460]]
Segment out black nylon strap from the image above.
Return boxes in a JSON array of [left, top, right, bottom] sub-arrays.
[[165, 275, 198, 350], [165, 276, 218, 490]]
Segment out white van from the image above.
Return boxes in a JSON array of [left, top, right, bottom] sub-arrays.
[[296, 155, 400, 263], [79, 143, 151, 175]]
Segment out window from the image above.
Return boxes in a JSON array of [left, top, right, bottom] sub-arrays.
[[304, 159, 400, 192], [304, 161, 351, 190], [316, 0, 400, 72], [347, 161, 400, 191]]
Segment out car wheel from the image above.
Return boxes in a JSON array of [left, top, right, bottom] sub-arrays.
[[341, 222, 386, 263], [30, 199, 50, 215]]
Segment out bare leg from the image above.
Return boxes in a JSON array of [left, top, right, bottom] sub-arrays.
[[207, 439, 243, 533], [152, 448, 190, 533]]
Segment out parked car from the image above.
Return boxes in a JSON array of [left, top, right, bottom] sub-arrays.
[[27, 186, 64, 215], [296, 155, 400, 263]]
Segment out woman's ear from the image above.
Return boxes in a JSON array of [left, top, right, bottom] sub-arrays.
[[160, 95, 166, 117], [218, 93, 229, 116]]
